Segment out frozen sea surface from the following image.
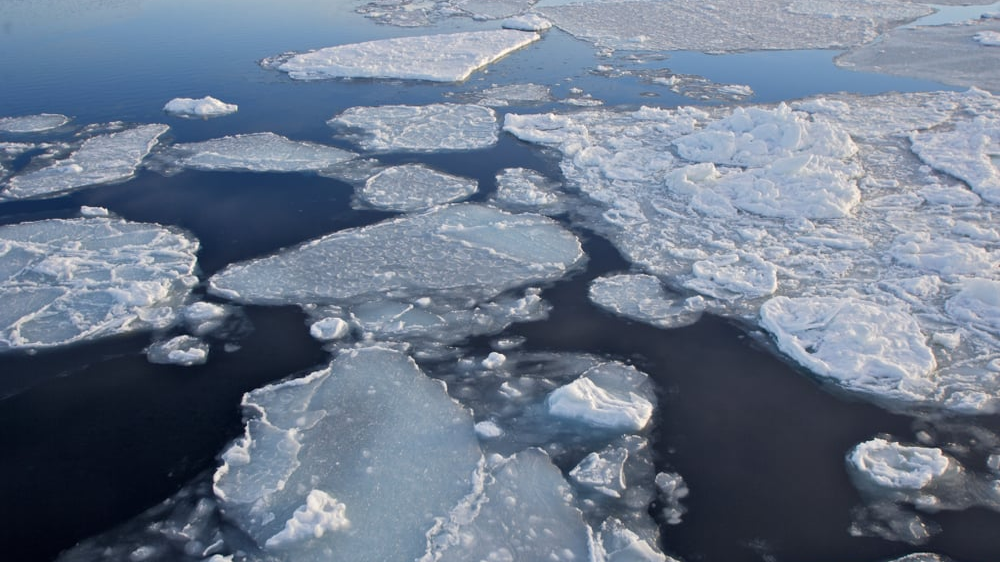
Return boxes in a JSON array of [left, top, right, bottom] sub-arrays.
[[328, 103, 499, 152], [358, 164, 477, 211]]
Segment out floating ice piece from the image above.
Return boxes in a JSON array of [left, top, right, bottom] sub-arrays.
[[596, 517, 672, 562], [760, 296, 937, 405], [456, 0, 538, 20], [977, 30, 1000, 46], [182, 301, 231, 336], [79, 206, 109, 217], [684, 253, 779, 300], [885, 555, 952, 562], [308, 317, 350, 341], [357, 0, 536, 26], [209, 204, 583, 305], [481, 351, 506, 369], [474, 420, 504, 438], [147, 335, 210, 366], [890, 233, 996, 276], [945, 278, 1000, 334], [570, 445, 629, 498], [270, 30, 539, 82], [502, 13, 552, 31], [358, 164, 477, 212], [469, 83, 553, 107], [848, 438, 953, 491], [655, 472, 689, 525], [0, 218, 199, 351], [163, 96, 238, 119], [0, 113, 70, 133], [589, 273, 705, 329], [329, 104, 498, 152], [170, 132, 355, 173], [490, 167, 565, 213], [214, 346, 482, 561], [2, 124, 168, 200], [909, 116, 1000, 204], [547, 362, 655, 431]]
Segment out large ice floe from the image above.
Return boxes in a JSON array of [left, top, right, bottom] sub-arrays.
[[1, 124, 168, 200], [504, 88, 1000, 412], [357, 164, 477, 211], [328, 103, 499, 152], [164, 132, 356, 173], [264, 29, 539, 82], [0, 113, 70, 133], [0, 217, 199, 351]]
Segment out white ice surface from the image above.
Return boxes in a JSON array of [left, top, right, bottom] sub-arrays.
[[0, 218, 199, 351], [848, 438, 953, 491], [589, 273, 705, 329], [502, 14, 553, 31], [358, 0, 536, 26], [2, 124, 168, 200], [570, 445, 629, 497], [329, 104, 499, 152], [977, 30, 1000, 46], [163, 96, 238, 119], [308, 317, 350, 341], [490, 167, 567, 214], [547, 362, 654, 431], [170, 133, 355, 173], [358, 164, 477, 211], [271, 30, 539, 82], [182, 301, 231, 337], [146, 335, 210, 366], [654, 472, 689, 525], [0, 113, 70, 133], [909, 115, 1000, 204], [264, 490, 350, 549]]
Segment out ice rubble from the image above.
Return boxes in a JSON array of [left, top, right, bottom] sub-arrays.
[[328, 103, 499, 152], [848, 438, 954, 492], [547, 362, 655, 431], [146, 335, 210, 366], [589, 273, 706, 329], [490, 166, 568, 214], [163, 96, 238, 119], [0, 218, 199, 351], [358, 164, 477, 211], [267, 30, 539, 82], [168, 133, 356, 173], [504, 89, 1000, 411], [0, 113, 70, 133], [1, 124, 168, 200]]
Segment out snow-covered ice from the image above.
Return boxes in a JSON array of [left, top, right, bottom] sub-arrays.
[[570, 445, 629, 497], [909, 115, 1000, 204], [0, 218, 199, 351], [308, 317, 350, 341], [502, 13, 553, 31], [329, 104, 499, 152], [456, 83, 553, 107], [848, 438, 954, 491], [655, 471, 689, 525], [1, 124, 168, 200], [547, 362, 655, 431], [146, 335, 210, 366], [358, 164, 477, 211], [268, 30, 539, 82], [163, 96, 238, 119], [0, 113, 70, 133], [589, 273, 706, 329], [490, 167, 567, 214], [182, 301, 232, 337], [168, 133, 355, 173], [358, 0, 537, 26]]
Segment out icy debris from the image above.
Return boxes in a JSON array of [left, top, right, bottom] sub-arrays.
[[79, 205, 109, 217], [2, 124, 168, 200], [0, 218, 199, 351], [358, 164, 477, 212], [491, 167, 564, 211], [909, 116, 1000, 204], [214, 347, 483, 561], [570, 445, 629, 498], [596, 517, 672, 562], [146, 335, 210, 366], [976, 30, 1000, 46], [0, 113, 70, 133], [463, 82, 554, 107], [589, 273, 705, 329], [169, 133, 355, 173], [946, 278, 1000, 334], [209, 204, 582, 306], [163, 96, 237, 119], [655, 472, 689, 525], [547, 362, 655, 431], [308, 317, 350, 341], [474, 420, 504, 438], [456, 0, 539, 20], [182, 302, 231, 337], [502, 13, 553, 31], [481, 351, 506, 369], [848, 438, 954, 491], [329, 103, 499, 152], [268, 30, 539, 82], [264, 490, 350, 549]]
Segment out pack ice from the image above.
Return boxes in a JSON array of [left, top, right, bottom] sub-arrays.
[[168, 132, 356, 173], [0, 218, 199, 351], [163, 96, 238, 119], [267, 30, 539, 82], [505, 89, 1000, 412], [358, 164, 477, 211], [1, 124, 167, 200], [328, 104, 499, 152]]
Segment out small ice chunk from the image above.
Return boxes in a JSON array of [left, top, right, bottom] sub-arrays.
[[547, 362, 654, 431], [171, 132, 355, 173], [163, 96, 238, 119], [271, 30, 539, 82], [329, 104, 498, 152], [182, 301, 231, 336], [0, 113, 70, 133], [597, 517, 671, 562], [264, 490, 350, 549], [474, 420, 504, 439], [655, 472, 690, 525], [976, 30, 1000, 46], [2, 124, 168, 200], [79, 206, 109, 217], [569, 446, 629, 498], [359, 164, 477, 212], [309, 317, 350, 341], [848, 438, 952, 490], [481, 351, 506, 369], [147, 335, 209, 366], [502, 14, 552, 31], [491, 167, 564, 211], [589, 273, 705, 329]]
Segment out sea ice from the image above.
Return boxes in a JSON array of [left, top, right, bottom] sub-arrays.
[[589, 273, 705, 329], [502, 13, 553, 31], [329, 104, 499, 152], [977, 30, 1000, 46], [0, 113, 70, 133], [308, 317, 350, 341], [168, 132, 356, 173], [358, 164, 477, 211], [570, 445, 629, 497], [268, 30, 539, 82], [490, 167, 567, 213], [0, 218, 199, 351], [654, 472, 689, 525], [909, 115, 1000, 204], [357, 0, 536, 26], [458, 83, 554, 107], [182, 301, 232, 337], [146, 335, 210, 366], [1, 124, 168, 200], [547, 362, 655, 431], [848, 438, 954, 491], [163, 96, 238, 119]]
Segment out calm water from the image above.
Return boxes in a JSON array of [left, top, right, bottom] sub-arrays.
[[2, 1, 999, 561]]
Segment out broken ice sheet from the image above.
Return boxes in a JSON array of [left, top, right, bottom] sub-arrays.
[[267, 30, 539, 82], [166, 132, 356, 173], [909, 114, 1000, 204], [146, 335, 210, 366], [328, 103, 499, 152], [0, 113, 70, 133], [547, 361, 655, 432], [0, 218, 199, 351], [489, 167, 568, 214], [163, 96, 238, 119], [357, 164, 477, 211], [589, 273, 706, 329], [1, 124, 168, 200]]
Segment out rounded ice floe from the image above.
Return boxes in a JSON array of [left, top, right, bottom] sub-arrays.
[[0, 113, 70, 133], [328, 103, 498, 152], [589, 273, 705, 329], [359, 164, 477, 212], [309, 317, 350, 341], [760, 296, 937, 404], [655, 471, 689, 525], [146, 335, 210, 366], [885, 555, 952, 562], [474, 420, 504, 438], [163, 96, 238, 119], [546, 362, 655, 432], [2, 124, 168, 200], [481, 351, 506, 370], [472, 83, 553, 107], [270, 29, 539, 82], [0, 218, 199, 351], [847, 438, 953, 491], [502, 14, 552, 31], [170, 132, 355, 173]]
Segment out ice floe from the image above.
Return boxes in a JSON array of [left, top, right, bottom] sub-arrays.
[[328, 104, 499, 152], [146, 335, 210, 366], [267, 30, 539, 82], [163, 96, 238, 119], [489, 167, 567, 214], [589, 273, 706, 329], [655, 471, 689, 525], [357, 0, 536, 26], [166, 132, 356, 173], [358, 164, 477, 211], [848, 438, 955, 492], [502, 13, 553, 31], [182, 301, 232, 337], [450, 82, 554, 107], [308, 316, 350, 341], [1, 124, 168, 200], [909, 115, 1000, 204], [0, 113, 70, 133], [547, 362, 654, 431], [0, 218, 199, 351]]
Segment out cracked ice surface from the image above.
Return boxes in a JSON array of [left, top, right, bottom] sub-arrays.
[[268, 30, 539, 82], [358, 164, 477, 211], [0, 218, 199, 351], [0, 113, 70, 133], [504, 89, 1000, 411], [328, 103, 499, 152], [167, 132, 356, 173], [1, 124, 168, 200]]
